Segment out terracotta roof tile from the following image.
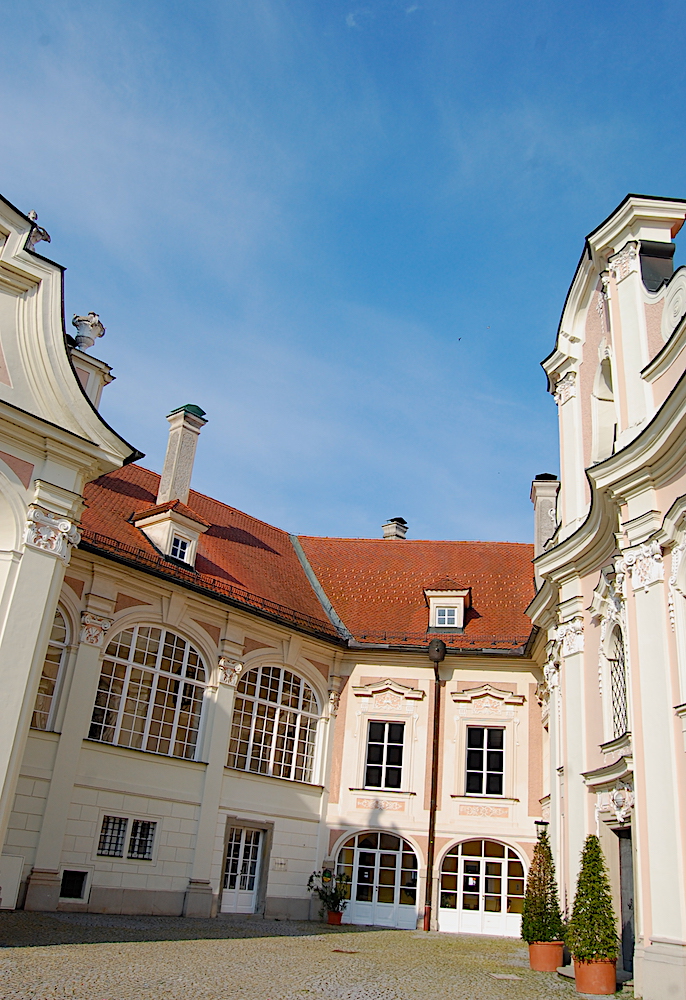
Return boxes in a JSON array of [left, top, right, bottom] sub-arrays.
[[133, 500, 211, 527], [297, 536, 535, 649]]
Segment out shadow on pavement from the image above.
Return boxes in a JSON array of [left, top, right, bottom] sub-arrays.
[[0, 911, 385, 948]]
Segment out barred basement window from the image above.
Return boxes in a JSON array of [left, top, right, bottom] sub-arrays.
[[128, 820, 157, 860], [31, 608, 69, 730], [97, 815, 128, 857], [609, 627, 629, 739], [228, 665, 320, 783], [89, 626, 207, 760]]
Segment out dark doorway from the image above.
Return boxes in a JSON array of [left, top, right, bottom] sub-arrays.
[[615, 828, 634, 973]]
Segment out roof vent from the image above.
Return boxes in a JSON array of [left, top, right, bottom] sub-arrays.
[[382, 517, 408, 540]]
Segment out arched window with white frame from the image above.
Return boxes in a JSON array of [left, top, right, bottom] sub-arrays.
[[227, 665, 320, 783], [89, 625, 207, 760], [31, 607, 69, 730]]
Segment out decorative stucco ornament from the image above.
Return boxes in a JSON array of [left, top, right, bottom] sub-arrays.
[[24, 506, 81, 562], [219, 657, 243, 686], [608, 242, 639, 282], [554, 371, 577, 406], [328, 690, 341, 716], [72, 312, 105, 351], [623, 540, 664, 592], [668, 540, 686, 631], [609, 786, 634, 824], [80, 612, 114, 647], [26, 210, 51, 250], [557, 616, 584, 656]]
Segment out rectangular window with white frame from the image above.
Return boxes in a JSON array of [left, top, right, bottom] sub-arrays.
[[465, 726, 504, 795], [170, 535, 189, 561], [365, 721, 404, 789], [96, 814, 157, 861]]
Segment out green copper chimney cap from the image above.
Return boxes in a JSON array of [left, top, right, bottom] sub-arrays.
[[167, 404, 207, 419]]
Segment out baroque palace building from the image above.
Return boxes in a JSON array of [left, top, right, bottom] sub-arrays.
[[0, 188, 685, 999], [530, 195, 686, 1000]]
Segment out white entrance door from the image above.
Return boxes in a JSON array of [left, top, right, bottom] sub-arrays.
[[438, 839, 525, 937], [337, 831, 418, 929], [221, 827, 263, 913]]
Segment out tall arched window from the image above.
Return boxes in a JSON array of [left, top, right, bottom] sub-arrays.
[[89, 626, 206, 760], [31, 608, 69, 730], [609, 627, 629, 739], [228, 665, 319, 783]]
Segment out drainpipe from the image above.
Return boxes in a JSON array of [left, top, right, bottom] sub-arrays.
[[424, 637, 446, 931]]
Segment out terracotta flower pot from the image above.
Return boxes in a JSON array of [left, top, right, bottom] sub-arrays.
[[327, 911, 343, 925], [574, 959, 617, 995], [528, 941, 565, 972]]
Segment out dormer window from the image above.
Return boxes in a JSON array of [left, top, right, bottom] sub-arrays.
[[133, 500, 210, 569], [425, 588, 471, 631], [171, 536, 189, 561]]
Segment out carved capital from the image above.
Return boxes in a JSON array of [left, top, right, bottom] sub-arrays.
[[554, 371, 576, 406], [622, 540, 664, 592], [80, 612, 114, 647], [607, 241, 639, 282], [219, 656, 243, 687], [557, 616, 584, 656], [24, 506, 81, 562]]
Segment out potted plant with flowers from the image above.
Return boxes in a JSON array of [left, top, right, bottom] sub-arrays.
[[521, 829, 565, 971], [566, 835, 619, 995], [307, 869, 351, 925]]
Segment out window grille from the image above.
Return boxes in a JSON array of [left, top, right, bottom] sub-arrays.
[[89, 626, 206, 760], [227, 665, 319, 783], [466, 726, 504, 795], [609, 628, 629, 738], [31, 608, 69, 730], [97, 815, 128, 857], [364, 721, 405, 789], [128, 820, 157, 860]]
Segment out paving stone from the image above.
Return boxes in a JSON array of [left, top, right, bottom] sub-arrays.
[[0, 911, 626, 999]]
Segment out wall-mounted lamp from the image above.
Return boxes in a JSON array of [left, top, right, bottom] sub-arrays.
[[535, 819, 550, 840]]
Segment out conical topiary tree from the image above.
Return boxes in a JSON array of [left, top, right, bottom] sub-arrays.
[[521, 830, 564, 943], [566, 835, 619, 963]]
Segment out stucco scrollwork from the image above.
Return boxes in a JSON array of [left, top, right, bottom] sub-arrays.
[[218, 657, 243, 686], [607, 242, 639, 282], [24, 506, 81, 562], [553, 371, 577, 406], [662, 271, 686, 342], [608, 785, 634, 825], [622, 540, 664, 593], [668, 540, 686, 631], [80, 612, 114, 647], [328, 690, 341, 715], [557, 616, 584, 656], [591, 566, 626, 697]]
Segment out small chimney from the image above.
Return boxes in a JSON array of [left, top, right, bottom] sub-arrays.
[[157, 404, 207, 505], [382, 517, 408, 540], [530, 474, 559, 587]]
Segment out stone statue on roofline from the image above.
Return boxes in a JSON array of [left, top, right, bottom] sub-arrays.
[[72, 312, 105, 351]]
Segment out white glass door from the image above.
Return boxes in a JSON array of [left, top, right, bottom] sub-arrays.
[[438, 839, 525, 936], [337, 831, 418, 929], [221, 827, 262, 913]]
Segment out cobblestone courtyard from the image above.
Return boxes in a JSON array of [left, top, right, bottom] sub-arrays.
[[0, 912, 626, 999]]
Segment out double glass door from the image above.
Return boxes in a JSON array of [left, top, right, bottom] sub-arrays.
[[337, 831, 418, 928], [221, 826, 262, 913], [438, 839, 525, 936]]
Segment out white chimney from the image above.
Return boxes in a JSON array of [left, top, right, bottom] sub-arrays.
[[382, 517, 408, 539], [157, 404, 207, 505]]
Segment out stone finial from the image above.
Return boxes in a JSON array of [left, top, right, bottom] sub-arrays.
[[72, 312, 105, 351], [26, 210, 51, 250]]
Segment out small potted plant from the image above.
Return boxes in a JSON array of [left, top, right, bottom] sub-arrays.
[[521, 829, 565, 971], [566, 835, 619, 995], [307, 869, 351, 925]]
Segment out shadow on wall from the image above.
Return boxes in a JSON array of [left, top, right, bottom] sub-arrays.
[[0, 910, 386, 948]]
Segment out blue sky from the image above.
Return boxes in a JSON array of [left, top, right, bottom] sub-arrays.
[[2, 0, 686, 541]]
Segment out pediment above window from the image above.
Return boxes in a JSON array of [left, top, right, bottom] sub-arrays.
[[451, 684, 525, 717], [352, 679, 424, 702]]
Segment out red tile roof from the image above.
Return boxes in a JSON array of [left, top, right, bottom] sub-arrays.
[[80, 465, 339, 638], [80, 465, 535, 650], [133, 499, 211, 527], [297, 536, 535, 649]]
